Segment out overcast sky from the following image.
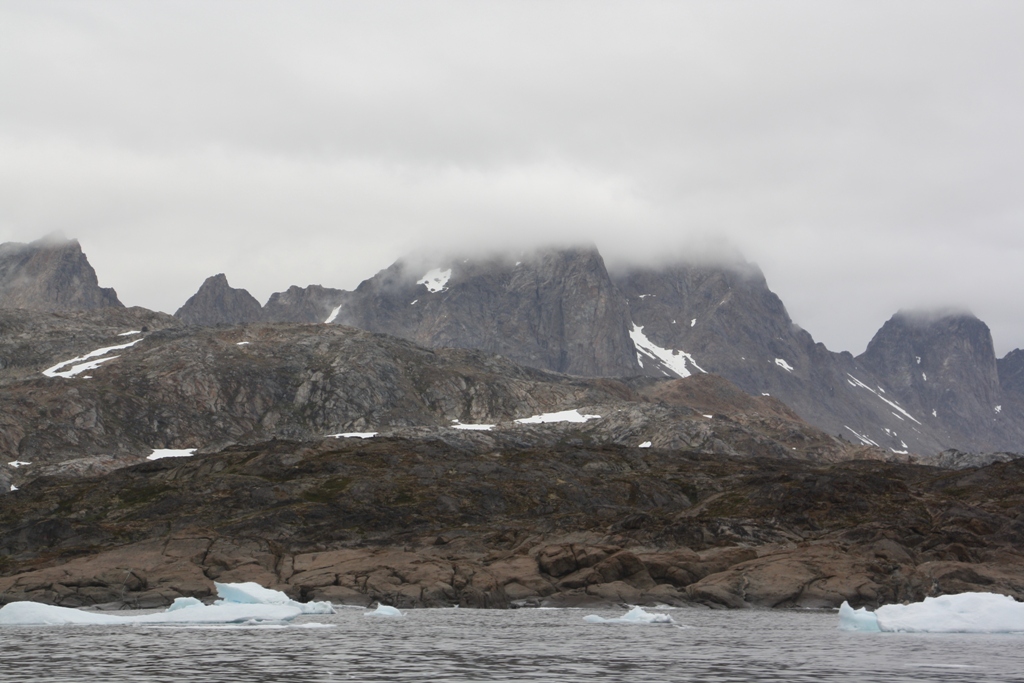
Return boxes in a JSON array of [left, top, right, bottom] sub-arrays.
[[1, 1, 1022, 355]]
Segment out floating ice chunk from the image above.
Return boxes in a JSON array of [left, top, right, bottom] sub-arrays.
[[324, 305, 342, 324], [417, 268, 452, 293], [451, 421, 495, 431], [43, 338, 143, 378], [365, 604, 403, 618], [629, 324, 705, 378], [167, 597, 204, 611], [638, 441, 652, 448], [214, 582, 334, 614], [838, 602, 881, 632], [583, 606, 674, 624], [8, 461, 31, 468], [118, 330, 142, 337], [0, 601, 302, 626], [774, 358, 794, 372], [327, 432, 377, 439], [515, 409, 600, 424], [840, 593, 1024, 633], [147, 449, 196, 461]]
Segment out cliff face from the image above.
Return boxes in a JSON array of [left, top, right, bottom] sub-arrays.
[[0, 237, 122, 311], [262, 284, 346, 324], [998, 348, 1024, 396], [331, 248, 640, 377], [174, 274, 263, 326]]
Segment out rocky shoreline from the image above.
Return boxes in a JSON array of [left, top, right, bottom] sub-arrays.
[[3, 437, 1023, 611]]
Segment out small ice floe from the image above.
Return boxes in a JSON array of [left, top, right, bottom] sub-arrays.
[[365, 604, 403, 618], [638, 441, 652, 448], [147, 449, 196, 461], [324, 305, 342, 324], [515, 409, 600, 425], [117, 330, 142, 337], [774, 358, 794, 372], [0, 582, 332, 626], [583, 606, 674, 625], [839, 593, 1024, 633], [327, 432, 378, 439], [8, 461, 31, 468], [43, 338, 143, 379], [417, 268, 452, 293], [451, 421, 495, 431], [214, 581, 334, 614]]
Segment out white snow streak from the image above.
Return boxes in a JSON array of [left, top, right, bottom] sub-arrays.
[[844, 426, 880, 447], [629, 324, 705, 378], [638, 441, 652, 448], [995, 405, 1002, 414], [43, 338, 143, 379], [8, 461, 31, 468], [417, 268, 452, 293], [117, 330, 142, 337], [515, 409, 600, 425], [451, 421, 495, 431], [327, 432, 378, 439], [324, 305, 342, 324], [774, 358, 794, 372], [147, 449, 196, 461], [846, 374, 921, 425], [690, 319, 696, 327]]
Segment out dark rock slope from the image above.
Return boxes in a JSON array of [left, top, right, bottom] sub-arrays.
[[174, 273, 263, 326], [1, 436, 1022, 610], [0, 307, 871, 491], [322, 247, 639, 377], [262, 284, 346, 324], [0, 236, 122, 311]]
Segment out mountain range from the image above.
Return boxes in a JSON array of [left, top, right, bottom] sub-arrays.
[[1, 236, 1021, 458]]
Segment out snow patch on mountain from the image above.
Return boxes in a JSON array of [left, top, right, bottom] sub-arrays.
[[629, 324, 705, 378], [774, 358, 794, 372], [43, 338, 143, 379], [417, 268, 451, 293], [847, 374, 921, 425]]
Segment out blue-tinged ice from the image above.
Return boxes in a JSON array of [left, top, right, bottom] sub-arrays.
[[214, 581, 334, 614], [365, 604, 404, 617], [583, 606, 674, 624], [166, 596, 204, 611], [839, 593, 1024, 633]]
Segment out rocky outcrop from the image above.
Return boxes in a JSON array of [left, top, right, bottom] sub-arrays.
[[998, 348, 1024, 396], [174, 274, 263, 326], [328, 247, 640, 377], [262, 284, 346, 324], [2, 438, 1023, 609], [0, 308, 870, 482], [0, 236, 122, 311]]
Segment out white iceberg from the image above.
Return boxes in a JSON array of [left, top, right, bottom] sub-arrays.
[[364, 604, 403, 618], [0, 581, 334, 625], [515, 409, 601, 425], [839, 592, 1024, 633], [583, 606, 675, 624], [214, 581, 334, 614]]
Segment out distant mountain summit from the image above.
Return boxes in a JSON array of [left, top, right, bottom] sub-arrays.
[[174, 274, 263, 326], [0, 236, 122, 311]]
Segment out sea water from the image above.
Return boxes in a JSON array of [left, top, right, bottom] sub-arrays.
[[0, 606, 1021, 682]]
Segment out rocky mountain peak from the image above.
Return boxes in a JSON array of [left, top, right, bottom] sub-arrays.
[[331, 246, 640, 377], [998, 348, 1024, 396], [174, 274, 263, 326], [0, 236, 122, 311]]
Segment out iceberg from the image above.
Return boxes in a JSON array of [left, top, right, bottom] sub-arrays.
[[583, 606, 675, 624], [0, 581, 333, 626], [214, 581, 334, 614], [839, 592, 1024, 633], [365, 604, 403, 617]]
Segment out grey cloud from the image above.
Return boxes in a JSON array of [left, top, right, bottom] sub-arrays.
[[1, 1, 1022, 355]]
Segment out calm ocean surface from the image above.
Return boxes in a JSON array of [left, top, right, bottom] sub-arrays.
[[1, 606, 1021, 682]]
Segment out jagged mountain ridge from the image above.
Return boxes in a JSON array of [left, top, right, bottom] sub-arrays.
[[1, 236, 1020, 455], [0, 236, 122, 312]]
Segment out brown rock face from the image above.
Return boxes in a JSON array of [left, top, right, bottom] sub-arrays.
[[331, 247, 640, 377], [174, 274, 264, 326], [0, 236, 122, 311], [2, 438, 1024, 610]]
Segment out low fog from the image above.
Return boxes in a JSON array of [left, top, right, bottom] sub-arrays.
[[1, 2, 1022, 354]]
